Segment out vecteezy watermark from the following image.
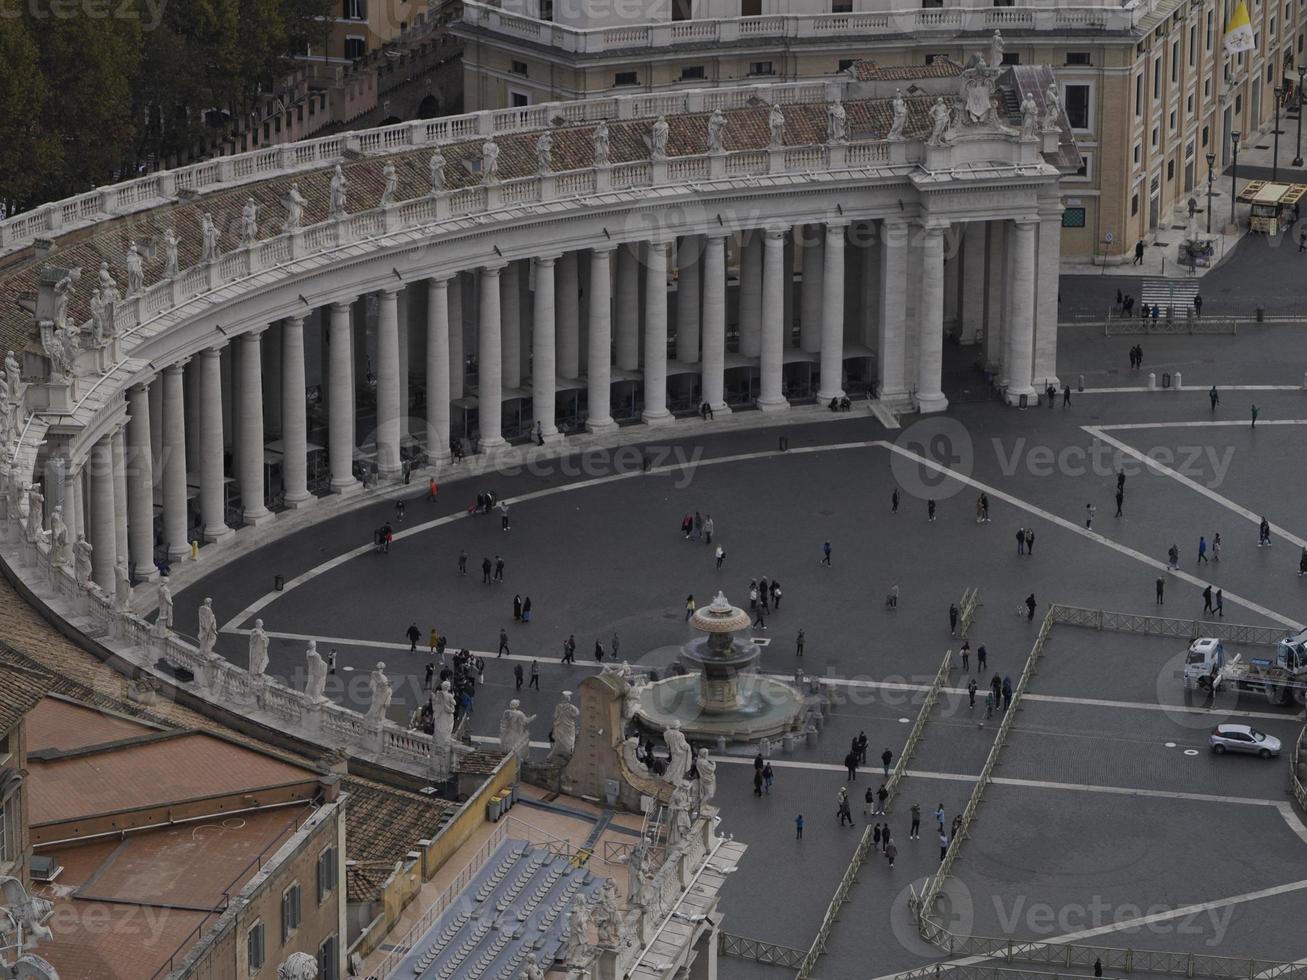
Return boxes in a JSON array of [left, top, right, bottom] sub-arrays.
[[891, 417, 974, 502], [991, 896, 1234, 946], [992, 438, 1236, 488], [0, 0, 168, 29]]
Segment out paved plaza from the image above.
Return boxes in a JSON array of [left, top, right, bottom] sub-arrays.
[[174, 323, 1307, 980]]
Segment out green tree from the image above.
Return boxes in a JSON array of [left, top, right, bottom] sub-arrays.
[[0, 17, 59, 213]]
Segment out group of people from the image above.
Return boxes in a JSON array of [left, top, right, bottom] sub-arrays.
[[679, 511, 715, 543], [1127, 342, 1145, 369], [412, 648, 484, 732], [746, 575, 784, 629]]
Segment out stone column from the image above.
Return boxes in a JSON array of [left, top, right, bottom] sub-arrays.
[[557, 252, 580, 380], [500, 263, 522, 390], [396, 288, 411, 441], [184, 360, 200, 474], [700, 234, 728, 414], [916, 223, 948, 414], [328, 302, 359, 493], [149, 379, 163, 487], [282, 316, 314, 507], [199, 348, 232, 540], [161, 362, 190, 562], [587, 246, 616, 431], [1005, 218, 1039, 404], [533, 257, 559, 438], [960, 223, 986, 344], [984, 222, 1007, 369], [448, 274, 465, 400], [817, 222, 846, 401], [738, 231, 762, 357], [878, 219, 909, 404], [111, 427, 128, 571], [758, 227, 788, 411], [264, 321, 282, 437], [675, 235, 701, 363], [614, 244, 640, 372], [643, 240, 672, 424], [943, 235, 960, 336], [1032, 214, 1062, 389], [426, 277, 453, 462], [478, 265, 507, 449], [126, 383, 159, 580], [800, 224, 824, 353], [89, 436, 117, 590], [375, 288, 402, 476], [68, 468, 83, 542], [239, 330, 273, 522]]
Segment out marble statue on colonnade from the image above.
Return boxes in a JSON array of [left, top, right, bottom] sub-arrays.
[[430, 679, 457, 776], [663, 719, 691, 784], [114, 560, 132, 613], [887, 90, 907, 141], [481, 140, 500, 182], [379, 162, 398, 207], [25, 486, 43, 543], [156, 581, 173, 633], [707, 108, 727, 153], [1044, 84, 1062, 131], [329, 164, 348, 218], [768, 103, 785, 147], [282, 183, 306, 232], [990, 29, 1005, 68], [649, 116, 669, 159], [562, 897, 592, 965], [48, 505, 68, 567], [197, 597, 218, 657], [200, 212, 219, 261], [240, 199, 259, 245], [593, 878, 622, 947], [366, 662, 393, 721], [927, 98, 952, 146], [1020, 92, 1039, 140], [248, 619, 270, 678], [696, 747, 717, 808], [72, 534, 92, 588], [305, 640, 328, 701], [667, 780, 693, 845], [499, 699, 535, 761], [429, 150, 446, 193], [125, 242, 144, 296], [828, 96, 848, 144], [535, 132, 553, 174], [163, 228, 179, 277], [593, 121, 610, 165]]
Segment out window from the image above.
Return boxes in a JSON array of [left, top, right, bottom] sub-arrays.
[[1153, 57, 1162, 98], [1187, 93, 1194, 113], [740, 0, 760, 14], [1066, 51, 1091, 65], [1169, 109, 1177, 130], [1074, 154, 1091, 179], [1202, 124, 1209, 145], [247, 922, 266, 972], [921, 0, 943, 7], [680, 65, 705, 81], [1062, 207, 1087, 227], [319, 935, 340, 980], [614, 71, 638, 86], [1190, 25, 1197, 65], [832, 0, 852, 10], [539, 0, 553, 19], [1152, 124, 1160, 147], [1134, 142, 1142, 164], [1172, 40, 1180, 81], [1271, 15, 1277, 36], [748, 60, 774, 75], [282, 883, 302, 942], [511, 60, 528, 76], [838, 58, 855, 72], [1132, 193, 1140, 215], [1267, 63, 1275, 82], [1204, 77, 1211, 99], [1135, 72, 1144, 115], [343, 0, 366, 18], [1167, 159, 1175, 180], [343, 36, 366, 60], [318, 847, 338, 904], [672, 0, 691, 19], [510, 92, 528, 107], [1065, 84, 1090, 128], [1001, 52, 1019, 65]]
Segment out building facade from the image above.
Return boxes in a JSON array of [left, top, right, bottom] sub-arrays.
[[456, 0, 1301, 260]]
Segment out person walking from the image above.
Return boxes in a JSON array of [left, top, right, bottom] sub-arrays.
[[1156, 576, 1165, 605], [1215, 589, 1224, 617], [1016, 527, 1025, 555], [429, 628, 440, 656], [796, 814, 804, 839], [935, 803, 946, 833], [1062, 384, 1072, 407], [1115, 488, 1124, 517], [977, 644, 988, 672], [881, 747, 893, 778], [753, 602, 767, 630], [1251, 404, 1260, 428], [1210, 386, 1220, 411], [498, 628, 510, 657], [892, 487, 900, 514], [1202, 584, 1213, 614], [406, 622, 421, 652], [499, 500, 511, 531], [513, 594, 523, 621], [562, 634, 576, 664], [395, 498, 406, 523], [514, 663, 524, 691], [857, 732, 868, 764], [327, 647, 337, 675], [876, 782, 889, 815], [686, 595, 696, 621], [1133, 238, 1145, 265], [1168, 543, 1180, 569], [481, 556, 492, 584], [821, 540, 832, 566], [763, 762, 773, 794], [927, 499, 937, 522], [1198, 536, 1208, 564], [796, 629, 805, 657], [522, 596, 532, 623], [1212, 532, 1221, 561], [715, 545, 725, 569], [1094, 958, 1104, 979], [949, 602, 959, 635], [938, 831, 949, 862], [980, 493, 991, 522], [873, 822, 882, 848], [754, 768, 764, 797], [838, 789, 853, 827], [1194, 293, 1203, 318], [968, 678, 978, 708], [693, 511, 703, 542], [845, 751, 858, 782], [960, 641, 971, 670], [1025, 593, 1037, 622], [1025, 528, 1034, 555], [1085, 503, 1095, 529], [1259, 517, 1271, 547], [529, 660, 540, 690], [594, 639, 605, 662], [885, 839, 898, 867], [909, 802, 921, 839], [494, 555, 505, 583], [704, 515, 714, 544], [424, 662, 436, 691], [458, 549, 468, 575]]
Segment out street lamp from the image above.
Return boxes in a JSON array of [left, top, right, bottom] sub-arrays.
[[1206, 151, 1217, 235], [1231, 130, 1241, 229], [1294, 66, 1305, 169], [1273, 87, 1284, 182]]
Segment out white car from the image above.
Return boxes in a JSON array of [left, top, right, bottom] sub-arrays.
[[1208, 724, 1282, 758]]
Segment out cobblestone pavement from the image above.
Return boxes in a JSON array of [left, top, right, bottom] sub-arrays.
[[172, 325, 1307, 980]]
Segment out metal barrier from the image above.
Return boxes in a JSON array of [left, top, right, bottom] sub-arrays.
[[957, 587, 982, 640], [1049, 605, 1283, 647], [718, 932, 808, 968], [1101, 317, 1240, 336], [1292, 727, 1307, 814], [796, 648, 953, 980]]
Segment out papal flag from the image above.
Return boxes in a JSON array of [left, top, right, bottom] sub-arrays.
[[1224, 0, 1255, 54]]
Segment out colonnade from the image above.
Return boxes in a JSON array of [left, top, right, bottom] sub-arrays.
[[57, 214, 1058, 589]]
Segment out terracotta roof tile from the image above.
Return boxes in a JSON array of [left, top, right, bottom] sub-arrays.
[[24, 696, 159, 753], [0, 659, 53, 735]]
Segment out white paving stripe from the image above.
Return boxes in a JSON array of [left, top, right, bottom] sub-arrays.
[[869, 878, 1307, 980], [1083, 424, 1307, 552], [877, 440, 1303, 631], [1094, 419, 1307, 430], [1078, 385, 1303, 395]]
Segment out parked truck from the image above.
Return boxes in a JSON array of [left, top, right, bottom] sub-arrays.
[[1182, 630, 1307, 706]]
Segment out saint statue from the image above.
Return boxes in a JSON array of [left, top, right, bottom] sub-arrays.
[[593, 878, 622, 946], [197, 596, 219, 657], [1043, 83, 1062, 130], [827, 97, 848, 144], [650, 116, 670, 158], [696, 746, 717, 807], [481, 140, 500, 181], [593, 121, 610, 165], [240, 199, 259, 245], [1020, 92, 1039, 140], [157, 581, 174, 631], [114, 561, 132, 613], [562, 898, 591, 963], [927, 97, 952, 146], [282, 183, 306, 232], [887, 89, 908, 141], [768, 103, 785, 147], [97, 261, 120, 304], [430, 679, 457, 774], [667, 780, 693, 845], [498, 698, 536, 761], [429, 150, 446, 193], [72, 534, 93, 589], [163, 228, 180, 278], [663, 719, 691, 784], [305, 640, 328, 701], [535, 132, 553, 173], [329, 164, 348, 218], [990, 29, 1005, 69], [707, 108, 727, 153], [25, 486, 43, 543], [125, 242, 144, 295], [49, 504, 69, 566], [547, 690, 580, 761], [379, 162, 398, 207], [201, 213, 219, 261], [366, 662, 393, 721], [248, 618, 270, 678], [52, 267, 79, 331]]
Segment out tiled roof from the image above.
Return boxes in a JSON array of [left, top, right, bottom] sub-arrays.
[[342, 777, 458, 865], [849, 59, 963, 81], [24, 696, 160, 753], [347, 860, 399, 904], [458, 748, 508, 776], [0, 658, 53, 736], [0, 90, 943, 353]]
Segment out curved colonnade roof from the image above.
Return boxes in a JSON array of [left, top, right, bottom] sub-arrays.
[[0, 93, 944, 356]]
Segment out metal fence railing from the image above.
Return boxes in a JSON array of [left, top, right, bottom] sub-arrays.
[[1292, 727, 1307, 814], [1101, 317, 1241, 336], [1049, 605, 1284, 647], [718, 932, 807, 968], [796, 648, 954, 980], [957, 587, 982, 640]]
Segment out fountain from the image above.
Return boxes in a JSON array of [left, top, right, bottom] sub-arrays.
[[633, 592, 808, 741]]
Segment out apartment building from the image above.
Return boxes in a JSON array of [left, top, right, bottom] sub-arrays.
[[456, 0, 1302, 260], [309, 0, 435, 63]]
